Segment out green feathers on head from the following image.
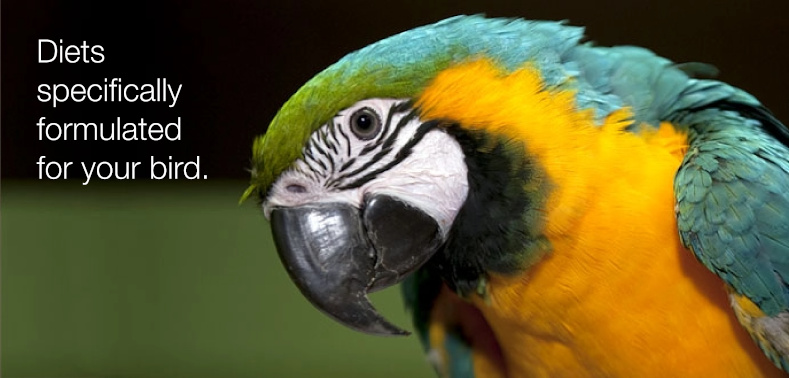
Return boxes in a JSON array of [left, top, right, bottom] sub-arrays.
[[242, 15, 584, 202]]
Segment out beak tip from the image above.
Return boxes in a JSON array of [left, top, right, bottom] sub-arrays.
[[362, 321, 411, 337], [318, 293, 412, 337], [395, 329, 412, 337]]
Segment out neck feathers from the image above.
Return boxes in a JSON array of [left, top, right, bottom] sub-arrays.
[[417, 59, 688, 296]]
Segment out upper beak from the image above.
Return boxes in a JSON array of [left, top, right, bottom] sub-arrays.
[[270, 194, 443, 336]]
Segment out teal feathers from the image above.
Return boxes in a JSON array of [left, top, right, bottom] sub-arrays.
[[674, 106, 789, 316]]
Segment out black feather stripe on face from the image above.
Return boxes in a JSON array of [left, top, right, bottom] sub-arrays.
[[339, 120, 439, 190]]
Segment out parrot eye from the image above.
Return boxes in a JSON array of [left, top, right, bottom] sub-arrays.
[[349, 107, 381, 140]]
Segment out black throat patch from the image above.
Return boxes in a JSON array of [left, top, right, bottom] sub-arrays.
[[427, 123, 552, 298]]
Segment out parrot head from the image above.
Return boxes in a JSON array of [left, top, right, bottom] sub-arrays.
[[244, 15, 579, 335]]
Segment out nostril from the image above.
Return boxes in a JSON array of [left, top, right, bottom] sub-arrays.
[[286, 184, 307, 194]]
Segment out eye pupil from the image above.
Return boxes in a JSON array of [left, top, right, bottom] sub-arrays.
[[350, 107, 381, 140], [356, 115, 372, 130]]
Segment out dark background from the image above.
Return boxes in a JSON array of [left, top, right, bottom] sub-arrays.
[[4, 0, 789, 181], [3, 1, 789, 377]]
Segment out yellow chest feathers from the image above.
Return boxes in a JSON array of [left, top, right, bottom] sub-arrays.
[[417, 60, 783, 377]]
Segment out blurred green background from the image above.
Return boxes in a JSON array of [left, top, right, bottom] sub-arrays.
[[2, 180, 433, 377]]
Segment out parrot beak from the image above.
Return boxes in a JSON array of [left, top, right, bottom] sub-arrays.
[[270, 194, 443, 336]]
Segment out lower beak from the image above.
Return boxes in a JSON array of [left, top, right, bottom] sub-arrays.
[[270, 195, 442, 336]]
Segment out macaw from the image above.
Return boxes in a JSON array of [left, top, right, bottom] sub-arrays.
[[243, 15, 789, 377]]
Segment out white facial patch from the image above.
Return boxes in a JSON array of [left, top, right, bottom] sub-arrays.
[[264, 98, 469, 236], [363, 128, 468, 233]]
